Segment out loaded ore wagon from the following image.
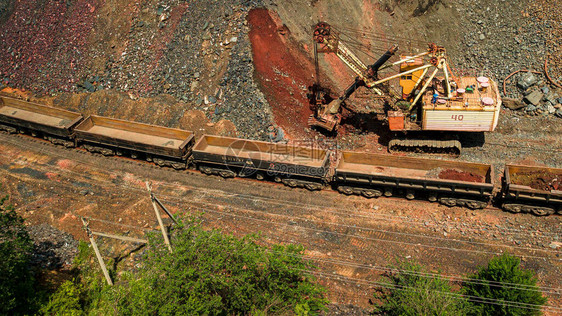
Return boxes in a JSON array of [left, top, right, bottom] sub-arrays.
[[0, 96, 83, 146], [502, 165, 562, 215], [334, 151, 494, 209], [73, 115, 194, 169], [192, 135, 330, 190]]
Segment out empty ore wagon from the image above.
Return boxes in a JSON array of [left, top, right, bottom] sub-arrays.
[[192, 135, 330, 190], [74, 115, 194, 169], [0, 96, 83, 146], [334, 151, 494, 209], [502, 164, 562, 215]]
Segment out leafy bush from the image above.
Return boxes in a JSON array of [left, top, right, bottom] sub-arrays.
[[40, 280, 84, 316], [39, 241, 110, 315], [93, 218, 327, 315], [464, 253, 547, 316], [0, 195, 36, 315], [373, 261, 468, 316]]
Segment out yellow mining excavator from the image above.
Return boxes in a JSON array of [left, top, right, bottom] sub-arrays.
[[309, 22, 501, 154]]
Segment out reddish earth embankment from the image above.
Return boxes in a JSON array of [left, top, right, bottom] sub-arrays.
[[246, 8, 391, 151], [247, 8, 316, 140]]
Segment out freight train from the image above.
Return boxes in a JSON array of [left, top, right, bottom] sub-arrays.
[[0, 96, 560, 216]]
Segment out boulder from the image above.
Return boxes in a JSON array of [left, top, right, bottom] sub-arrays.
[[523, 90, 543, 106], [82, 80, 96, 92], [502, 98, 526, 110], [517, 72, 538, 90], [544, 92, 559, 104]]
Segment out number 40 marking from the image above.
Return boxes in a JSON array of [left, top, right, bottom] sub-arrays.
[[451, 114, 464, 121]]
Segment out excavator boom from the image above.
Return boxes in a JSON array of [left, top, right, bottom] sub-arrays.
[[310, 22, 398, 131]]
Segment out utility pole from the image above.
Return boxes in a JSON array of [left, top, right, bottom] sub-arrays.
[[153, 194, 178, 225], [146, 181, 173, 253], [91, 231, 148, 244], [81, 217, 113, 286]]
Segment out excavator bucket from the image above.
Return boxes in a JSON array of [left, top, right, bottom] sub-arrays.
[[308, 114, 340, 132]]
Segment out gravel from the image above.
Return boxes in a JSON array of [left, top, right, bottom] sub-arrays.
[[453, 0, 561, 119], [454, 0, 547, 95], [0, 0, 12, 23], [28, 224, 79, 269], [91, 0, 273, 139], [218, 30, 273, 140]]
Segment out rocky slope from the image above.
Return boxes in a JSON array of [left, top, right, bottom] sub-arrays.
[[1, 0, 560, 139]]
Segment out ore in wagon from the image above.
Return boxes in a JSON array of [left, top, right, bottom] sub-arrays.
[[502, 165, 562, 216]]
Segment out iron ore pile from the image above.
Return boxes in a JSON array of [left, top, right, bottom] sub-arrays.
[[85, 0, 273, 140], [455, 0, 547, 90], [0, 0, 273, 140]]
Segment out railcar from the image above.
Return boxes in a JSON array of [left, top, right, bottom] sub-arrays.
[[502, 165, 562, 216], [0, 95, 559, 216], [0, 96, 83, 147], [73, 115, 194, 169], [334, 151, 494, 209], [192, 135, 330, 190]]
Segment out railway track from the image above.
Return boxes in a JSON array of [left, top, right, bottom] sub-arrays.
[[1, 130, 561, 310], [1, 95, 560, 216], [1, 131, 560, 258], [1, 131, 560, 246], [0, 131, 513, 210]]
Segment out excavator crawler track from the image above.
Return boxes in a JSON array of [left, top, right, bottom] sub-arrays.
[[388, 138, 461, 157]]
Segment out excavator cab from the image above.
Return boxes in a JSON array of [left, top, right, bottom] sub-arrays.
[[399, 56, 425, 100]]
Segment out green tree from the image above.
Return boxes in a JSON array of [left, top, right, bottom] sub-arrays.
[[0, 195, 36, 315], [373, 261, 468, 316], [94, 218, 327, 315], [40, 280, 84, 316], [464, 253, 547, 316]]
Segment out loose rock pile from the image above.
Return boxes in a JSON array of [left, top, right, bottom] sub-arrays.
[[28, 224, 79, 269], [0, 0, 98, 94], [99, 0, 272, 139], [453, 0, 561, 119], [454, 0, 550, 94], [218, 32, 273, 140], [503, 72, 562, 118]]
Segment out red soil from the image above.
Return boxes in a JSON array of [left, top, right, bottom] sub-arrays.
[[247, 8, 390, 151], [247, 9, 316, 140], [0, 0, 101, 93], [438, 169, 484, 183]]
